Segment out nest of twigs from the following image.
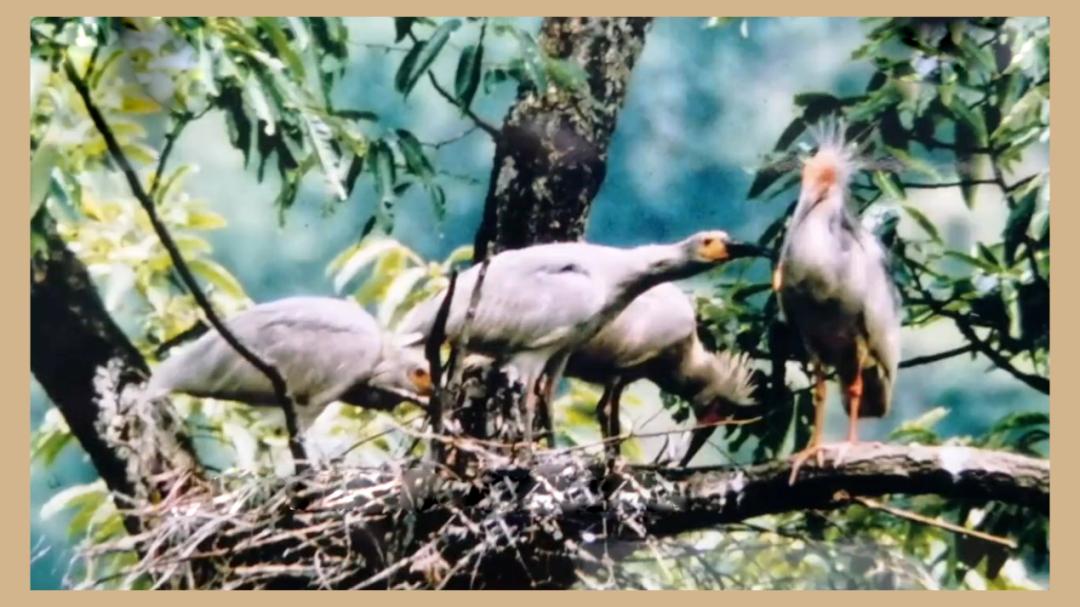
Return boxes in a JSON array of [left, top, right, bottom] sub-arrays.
[[78, 441, 687, 589]]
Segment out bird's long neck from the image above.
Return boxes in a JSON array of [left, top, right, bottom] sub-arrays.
[[613, 244, 707, 307]]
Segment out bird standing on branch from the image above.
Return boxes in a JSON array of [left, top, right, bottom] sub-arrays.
[[774, 120, 902, 484], [398, 231, 763, 447], [145, 297, 433, 438], [564, 282, 758, 463]]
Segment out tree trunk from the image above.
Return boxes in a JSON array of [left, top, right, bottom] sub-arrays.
[[31, 212, 198, 533], [473, 17, 653, 260]]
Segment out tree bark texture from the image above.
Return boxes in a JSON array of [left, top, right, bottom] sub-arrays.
[[473, 17, 653, 259], [31, 213, 197, 532]]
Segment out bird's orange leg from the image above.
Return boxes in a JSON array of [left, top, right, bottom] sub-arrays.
[[772, 263, 784, 292], [788, 362, 829, 484]]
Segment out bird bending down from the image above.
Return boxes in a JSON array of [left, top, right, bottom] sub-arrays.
[[145, 297, 434, 440], [397, 232, 760, 448], [775, 120, 902, 484], [564, 282, 758, 463]]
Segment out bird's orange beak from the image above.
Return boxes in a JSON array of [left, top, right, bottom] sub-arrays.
[[410, 368, 434, 396]]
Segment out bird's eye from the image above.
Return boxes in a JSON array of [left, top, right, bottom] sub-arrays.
[[702, 237, 715, 247], [411, 368, 429, 380]]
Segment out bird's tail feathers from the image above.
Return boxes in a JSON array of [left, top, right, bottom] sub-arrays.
[[844, 364, 892, 418]]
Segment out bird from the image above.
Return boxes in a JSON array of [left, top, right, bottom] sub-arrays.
[[144, 296, 434, 437], [396, 231, 762, 447], [563, 282, 758, 463], [773, 119, 902, 484]]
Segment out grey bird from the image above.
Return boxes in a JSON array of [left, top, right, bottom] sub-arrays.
[[397, 231, 761, 446], [145, 296, 433, 435], [774, 120, 902, 483], [564, 282, 758, 463]]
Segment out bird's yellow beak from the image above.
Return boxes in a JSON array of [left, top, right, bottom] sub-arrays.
[[699, 236, 730, 261], [410, 368, 434, 396]]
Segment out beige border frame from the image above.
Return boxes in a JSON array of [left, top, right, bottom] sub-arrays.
[[6, 3, 1067, 598]]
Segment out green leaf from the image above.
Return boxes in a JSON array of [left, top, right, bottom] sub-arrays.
[[370, 139, 396, 208], [395, 129, 433, 181], [1003, 185, 1038, 265], [188, 258, 247, 299], [377, 266, 429, 326], [510, 29, 547, 92], [394, 17, 416, 43], [331, 237, 412, 293], [426, 183, 447, 221], [343, 153, 364, 197], [773, 117, 806, 151], [873, 170, 906, 201], [30, 141, 61, 216], [746, 156, 796, 200], [394, 42, 425, 94], [883, 145, 941, 180], [902, 205, 941, 243], [454, 43, 484, 110], [299, 110, 347, 200], [397, 19, 462, 97], [943, 250, 1000, 275], [334, 109, 379, 122], [257, 17, 306, 79], [545, 57, 589, 94]]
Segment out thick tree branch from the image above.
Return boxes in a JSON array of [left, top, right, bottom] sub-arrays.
[[643, 443, 1047, 535], [31, 213, 199, 534], [62, 57, 309, 465], [98, 443, 1047, 589]]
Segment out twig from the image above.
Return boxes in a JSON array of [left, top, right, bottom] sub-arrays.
[[426, 270, 459, 462], [852, 496, 1017, 549], [62, 56, 309, 466], [423, 125, 483, 150], [147, 112, 192, 200], [899, 344, 975, 368], [405, 30, 500, 139]]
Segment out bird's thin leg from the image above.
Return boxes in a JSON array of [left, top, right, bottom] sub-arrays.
[[833, 344, 868, 467], [605, 378, 626, 460], [595, 381, 615, 445], [536, 375, 556, 448], [788, 361, 828, 484]]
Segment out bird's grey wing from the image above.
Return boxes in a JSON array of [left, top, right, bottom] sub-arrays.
[[149, 297, 384, 408], [455, 257, 609, 353], [398, 254, 608, 355], [575, 283, 696, 371]]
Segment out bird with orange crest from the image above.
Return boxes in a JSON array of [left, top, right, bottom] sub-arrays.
[[773, 119, 903, 484]]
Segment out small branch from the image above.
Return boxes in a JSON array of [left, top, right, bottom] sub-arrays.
[[903, 257, 1048, 394], [405, 30, 500, 139], [425, 270, 459, 462], [900, 179, 999, 189], [425, 73, 500, 139], [62, 57, 309, 466], [423, 125, 482, 150], [899, 344, 975, 368], [852, 496, 1017, 549], [650, 443, 1048, 535]]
